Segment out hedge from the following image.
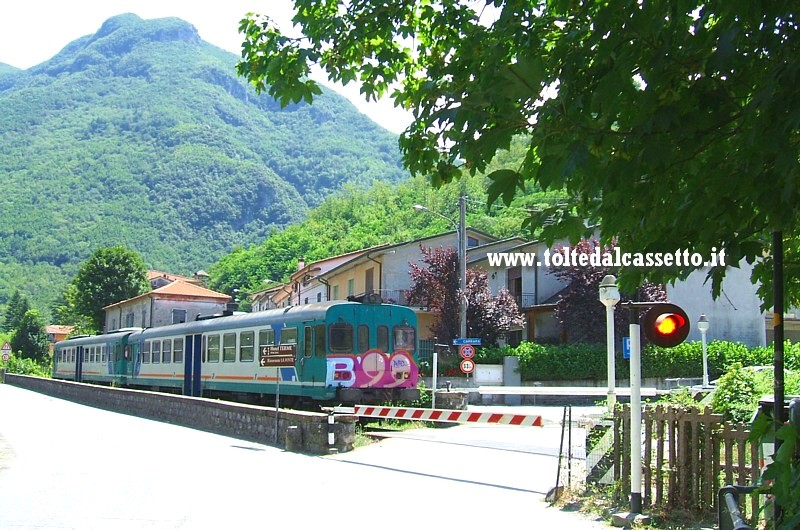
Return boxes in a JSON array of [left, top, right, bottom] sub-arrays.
[[485, 340, 798, 382]]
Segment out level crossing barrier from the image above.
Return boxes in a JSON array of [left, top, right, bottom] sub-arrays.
[[350, 405, 543, 426]]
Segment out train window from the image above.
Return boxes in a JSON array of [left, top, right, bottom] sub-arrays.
[[162, 340, 172, 364], [329, 322, 353, 353], [304, 326, 312, 358], [280, 328, 297, 345], [142, 341, 151, 363], [377, 325, 389, 352], [223, 333, 236, 362], [239, 331, 254, 362], [207, 335, 220, 363], [101, 345, 107, 363], [173, 339, 183, 363], [357, 325, 369, 353], [152, 341, 161, 364], [258, 329, 275, 356], [393, 326, 416, 353], [315, 325, 325, 357]]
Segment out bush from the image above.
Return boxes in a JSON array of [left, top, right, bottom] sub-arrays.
[[500, 339, 800, 383], [3, 353, 51, 378], [710, 363, 800, 423], [710, 363, 758, 422]]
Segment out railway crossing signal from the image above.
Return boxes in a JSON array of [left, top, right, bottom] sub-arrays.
[[642, 303, 691, 347]]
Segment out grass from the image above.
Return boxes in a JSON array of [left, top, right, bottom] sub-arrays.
[[353, 418, 433, 448], [554, 484, 718, 529]]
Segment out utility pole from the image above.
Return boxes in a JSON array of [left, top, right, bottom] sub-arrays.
[[458, 191, 467, 340]]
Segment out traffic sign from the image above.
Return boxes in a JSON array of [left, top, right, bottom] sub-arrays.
[[1, 353, 8, 362], [1, 341, 11, 362], [453, 337, 481, 346], [459, 345, 475, 359], [622, 337, 630, 360], [460, 358, 475, 374]]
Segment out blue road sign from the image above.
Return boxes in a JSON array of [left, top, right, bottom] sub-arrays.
[[623, 337, 630, 359], [453, 338, 482, 346]]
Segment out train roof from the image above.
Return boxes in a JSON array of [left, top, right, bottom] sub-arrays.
[[130, 300, 402, 339]]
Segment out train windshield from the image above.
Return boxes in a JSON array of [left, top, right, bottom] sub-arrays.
[[393, 326, 416, 353], [329, 323, 353, 353]]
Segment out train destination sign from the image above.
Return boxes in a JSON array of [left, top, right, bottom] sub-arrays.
[[259, 344, 297, 367]]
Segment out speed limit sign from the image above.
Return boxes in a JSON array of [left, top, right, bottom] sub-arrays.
[[460, 358, 475, 374]]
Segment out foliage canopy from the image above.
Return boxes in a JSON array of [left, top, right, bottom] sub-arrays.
[[239, 1, 800, 305], [71, 246, 150, 332]]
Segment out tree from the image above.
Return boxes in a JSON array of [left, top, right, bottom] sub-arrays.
[[551, 239, 666, 344], [238, 1, 800, 305], [10, 309, 50, 362], [2, 290, 31, 332], [71, 246, 150, 332], [406, 245, 523, 346]]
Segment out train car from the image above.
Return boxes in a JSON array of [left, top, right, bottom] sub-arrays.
[[53, 300, 419, 405], [53, 329, 140, 384]]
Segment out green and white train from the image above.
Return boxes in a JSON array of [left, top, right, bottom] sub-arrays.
[[53, 301, 420, 405]]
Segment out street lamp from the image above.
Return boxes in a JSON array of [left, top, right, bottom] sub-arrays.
[[413, 194, 468, 340], [599, 275, 621, 412], [698, 314, 710, 387]]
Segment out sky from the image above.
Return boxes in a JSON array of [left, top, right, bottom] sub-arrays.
[[0, 0, 413, 133]]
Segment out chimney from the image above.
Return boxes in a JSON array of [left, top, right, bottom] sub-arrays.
[[297, 258, 305, 271]]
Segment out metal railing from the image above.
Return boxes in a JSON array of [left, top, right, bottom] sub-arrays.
[[718, 485, 759, 530]]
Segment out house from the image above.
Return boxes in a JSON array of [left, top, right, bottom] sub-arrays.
[[147, 270, 208, 289], [46, 324, 75, 354], [103, 280, 231, 332], [248, 229, 518, 345]]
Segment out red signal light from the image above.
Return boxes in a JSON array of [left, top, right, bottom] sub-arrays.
[[643, 303, 690, 347]]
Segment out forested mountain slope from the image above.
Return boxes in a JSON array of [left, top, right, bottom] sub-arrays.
[[0, 14, 406, 311]]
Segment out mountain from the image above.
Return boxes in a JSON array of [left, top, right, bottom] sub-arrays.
[[0, 14, 407, 312]]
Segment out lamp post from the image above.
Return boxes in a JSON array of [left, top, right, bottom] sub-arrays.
[[413, 193, 468, 340], [599, 275, 621, 413], [698, 314, 710, 388]]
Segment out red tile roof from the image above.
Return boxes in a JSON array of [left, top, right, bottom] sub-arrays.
[[103, 280, 231, 310]]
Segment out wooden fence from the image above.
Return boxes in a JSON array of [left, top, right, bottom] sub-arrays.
[[612, 405, 763, 522]]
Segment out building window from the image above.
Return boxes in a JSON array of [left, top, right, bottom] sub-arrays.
[[347, 279, 355, 297], [125, 312, 135, 327], [468, 236, 479, 247], [317, 292, 322, 303], [172, 309, 187, 324], [141, 310, 147, 327], [332, 285, 339, 300]]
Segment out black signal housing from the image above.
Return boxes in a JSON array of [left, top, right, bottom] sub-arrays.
[[642, 303, 691, 348]]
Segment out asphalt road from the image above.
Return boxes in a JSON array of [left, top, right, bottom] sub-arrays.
[[0, 384, 609, 529]]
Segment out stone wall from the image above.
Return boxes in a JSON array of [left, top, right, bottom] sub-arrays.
[[6, 374, 356, 454]]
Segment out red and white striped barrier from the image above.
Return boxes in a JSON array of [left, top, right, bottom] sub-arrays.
[[353, 405, 543, 427]]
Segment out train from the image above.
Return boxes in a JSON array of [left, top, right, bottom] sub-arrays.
[[53, 300, 420, 405]]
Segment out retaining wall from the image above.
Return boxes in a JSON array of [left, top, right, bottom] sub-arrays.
[[5, 374, 356, 454]]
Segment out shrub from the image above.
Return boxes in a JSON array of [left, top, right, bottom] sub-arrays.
[[502, 339, 800, 383], [3, 353, 51, 378]]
